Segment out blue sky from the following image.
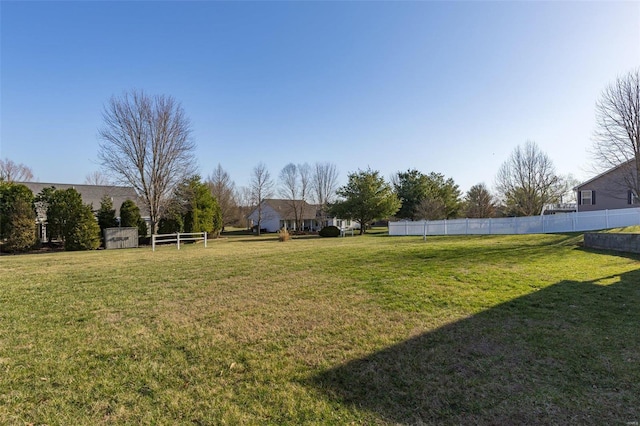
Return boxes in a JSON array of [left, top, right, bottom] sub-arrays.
[[1, 1, 639, 194]]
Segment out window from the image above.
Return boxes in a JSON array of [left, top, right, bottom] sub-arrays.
[[581, 190, 592, 205]]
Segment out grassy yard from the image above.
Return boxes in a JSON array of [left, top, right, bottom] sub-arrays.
[[1, 233, 639, 424]]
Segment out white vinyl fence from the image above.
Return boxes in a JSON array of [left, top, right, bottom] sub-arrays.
[[152, 232, 207, 251], [389, 207, 640, 236]]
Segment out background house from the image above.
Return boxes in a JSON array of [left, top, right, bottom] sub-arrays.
[[575, 161, 640, 212], [17, 182, 149, 240], [246, 199, 358, 233]]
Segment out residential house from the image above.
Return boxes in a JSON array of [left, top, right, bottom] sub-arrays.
[[575, 161, 640, 212], [246, 199, 358, 233], [17, 181, 149, 240]]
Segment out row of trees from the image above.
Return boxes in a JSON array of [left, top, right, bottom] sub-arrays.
[[3, 67, 637, 245], [0, 181, 154, 252]]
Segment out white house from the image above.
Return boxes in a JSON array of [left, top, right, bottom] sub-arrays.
[[246, 199, 359, 233]]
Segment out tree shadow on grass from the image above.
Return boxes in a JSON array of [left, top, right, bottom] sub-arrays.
[[311, 269, 640, 424]]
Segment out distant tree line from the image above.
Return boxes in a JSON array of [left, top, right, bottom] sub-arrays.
[[3, 67, 638, 248]]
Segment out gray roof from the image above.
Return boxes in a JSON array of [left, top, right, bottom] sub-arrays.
[[16, 181, 147, 218], [262, 199, 320, 220], [574, 160, 634, 190]]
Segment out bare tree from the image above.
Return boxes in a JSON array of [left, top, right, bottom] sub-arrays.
[[415, 198, 446, 221], [0, 158, 34, 182], [84, 171, 112, 186], [278, 163, 311, 231], [235, 186, 253, 228], [97, 90, 196, 234], [249, 162, 274, 236], [311, 162, 339, 225], [298, 163, 312, 206], [592, 68, 640, 195], [495, 141, 564, 216], [206, 164, 237, 230]]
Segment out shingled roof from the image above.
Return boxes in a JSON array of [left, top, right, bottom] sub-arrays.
[[262, 199, 320, 220], [16, 182, 147, 218]]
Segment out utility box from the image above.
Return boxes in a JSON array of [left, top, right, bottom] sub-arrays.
[[104, 227, 138, 249]]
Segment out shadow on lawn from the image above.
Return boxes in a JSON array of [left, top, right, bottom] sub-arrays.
[[311, 268, 640, 424]]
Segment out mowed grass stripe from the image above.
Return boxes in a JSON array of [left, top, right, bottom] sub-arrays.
[[1, 233, 639, 424]]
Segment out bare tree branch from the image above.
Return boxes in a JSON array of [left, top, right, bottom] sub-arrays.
[[206, 164, 237, 229], [84, 171, 112, 186], [0, 158, 34, 182], [592, 68, 640, 195], [495, 141, 564, 216], [311, 162, 339, 225], [249, 162, 274, 236], [97, 90, 196, 233]]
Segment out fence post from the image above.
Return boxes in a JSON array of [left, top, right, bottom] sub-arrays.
[[204, 232, 207, 248], [405, 221, 408, 236], [177, 233, 181, 250], [152, 234, 156, 252], [423, 221, 427, 241], [444, 219, 448, 235]]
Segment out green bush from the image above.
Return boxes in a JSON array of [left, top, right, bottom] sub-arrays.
[[319, 226, 341, 238], [65, 204, 101, 251], [4, 198, 36, 253]]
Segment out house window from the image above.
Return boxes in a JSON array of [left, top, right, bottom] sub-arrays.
[[580, 190, 592, 205]]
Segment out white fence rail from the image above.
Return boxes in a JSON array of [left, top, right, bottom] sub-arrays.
[[152, 232, 207, 251], [389, 207, 640, 237]]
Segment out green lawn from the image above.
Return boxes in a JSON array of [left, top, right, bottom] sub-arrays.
[[1, 233, 639, 424]]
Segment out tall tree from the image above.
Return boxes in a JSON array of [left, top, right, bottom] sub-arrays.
[[206, 164, 237, 230], [97, 89, 196, 234], [278, 163, 311, 231], [592, 68, 640, 196], [393, 169, 429, 219], [393, 170, 462, 220], [311, 162, 339, 225], [0, 158, 34, 182], [249, 163, 274, 236], [464, 183, 496, 218], [495, 141, 564, 216], [175, 175, 222, 235], [330, 169, 400, 235]]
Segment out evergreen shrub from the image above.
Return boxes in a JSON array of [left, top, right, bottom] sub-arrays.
[[319, 226, 341, 238]]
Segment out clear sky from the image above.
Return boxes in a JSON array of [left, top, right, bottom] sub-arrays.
[[1, 1, 639, 194]]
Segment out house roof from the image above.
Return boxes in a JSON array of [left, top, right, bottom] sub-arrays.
[[15, 181, 147, 217], [574, 160, 634, 190], [261, 199, 320, 220]]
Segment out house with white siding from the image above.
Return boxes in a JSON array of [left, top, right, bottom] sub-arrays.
[[246, 199, 358, 233]]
